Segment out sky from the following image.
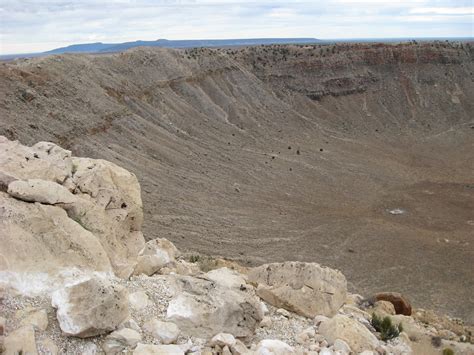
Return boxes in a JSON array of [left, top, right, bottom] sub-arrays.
[[0, 0, 473, 54]]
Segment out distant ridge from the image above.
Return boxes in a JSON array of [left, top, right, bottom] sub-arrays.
[[3, 37, 472, 60], [44, 38, 320, 55]]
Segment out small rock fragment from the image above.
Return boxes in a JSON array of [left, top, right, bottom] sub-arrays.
[[143, 319, 180, 345], [118, 318, 141, 333], [103, 328, 142, 354], [4, 325, 38, 355], [260, 316, 272, 328], [129, 291, 150, 310], [296, 326, 315, 344], [333, 338, 352, 353], [276, 308, 291, 318], [230, 339, 249, 355], [210, 333, 236, 348]]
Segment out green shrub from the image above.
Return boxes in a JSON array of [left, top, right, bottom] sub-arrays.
[[189, 254, 200, 263], [371, 313, 403, 341], [442, 348, 454, 355]]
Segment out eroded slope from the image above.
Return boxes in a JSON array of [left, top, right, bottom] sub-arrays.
[[0, 42, 473, 321]]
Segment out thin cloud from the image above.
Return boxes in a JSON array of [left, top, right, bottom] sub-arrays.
[[410, 7, 474, 15], [0, 0, 472, 54]]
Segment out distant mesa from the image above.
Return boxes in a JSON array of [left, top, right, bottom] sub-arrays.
[[2, 38, 321, 60]]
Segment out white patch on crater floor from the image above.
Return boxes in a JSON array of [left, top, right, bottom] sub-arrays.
[[388, 208, 406, 215]]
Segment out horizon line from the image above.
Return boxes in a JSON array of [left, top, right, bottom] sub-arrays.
[[2, 36, 473, 56]]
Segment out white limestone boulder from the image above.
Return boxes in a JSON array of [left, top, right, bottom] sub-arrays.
[[0, 136, 146, 280], [205, 267, 247, 290], [51, 278, 129, 338], [318, 314, 379, 353], [248, 261, 347, 318], [166, 275, 263, 338], [143, 319, 180, 345]]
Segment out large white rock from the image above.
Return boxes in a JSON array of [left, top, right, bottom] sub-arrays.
[[0, 137, 146, 281], [166, 275, 263, 338], [51, 278, 129, 338], [133, 238, 178, 276], [205, 267, 247, 290], [255, 339, 295, 355], [318, 314, 379, 353], [143, 319, 180, 345], [7, 179, 77, 204], [248, 262, 347, 317]]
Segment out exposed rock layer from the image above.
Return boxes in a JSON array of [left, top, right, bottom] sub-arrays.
[[0, 42, 473, 321]]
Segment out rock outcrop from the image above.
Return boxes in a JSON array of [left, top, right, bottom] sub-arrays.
[[248, 262, 347, 317], [0, 136, 145, 282]]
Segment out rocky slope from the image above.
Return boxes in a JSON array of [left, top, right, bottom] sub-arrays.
[[1, 137, 473, 354], [0, 42, 473, 323]]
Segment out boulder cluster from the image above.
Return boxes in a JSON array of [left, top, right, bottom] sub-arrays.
[[0, 137, 472, 354]]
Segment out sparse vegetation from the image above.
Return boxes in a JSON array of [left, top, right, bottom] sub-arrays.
[[371, 313, 403, 341], [188, 254, 220, 272], [189, 254, 201, 263]]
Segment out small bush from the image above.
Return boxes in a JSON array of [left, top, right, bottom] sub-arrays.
[[189, 255, 200, 263], [431, 336, 442, 348], [371, 313, 403, 341], [442, 348, 454, 355]]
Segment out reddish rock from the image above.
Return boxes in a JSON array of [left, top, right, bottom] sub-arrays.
[[375, 292, 412, 316]]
